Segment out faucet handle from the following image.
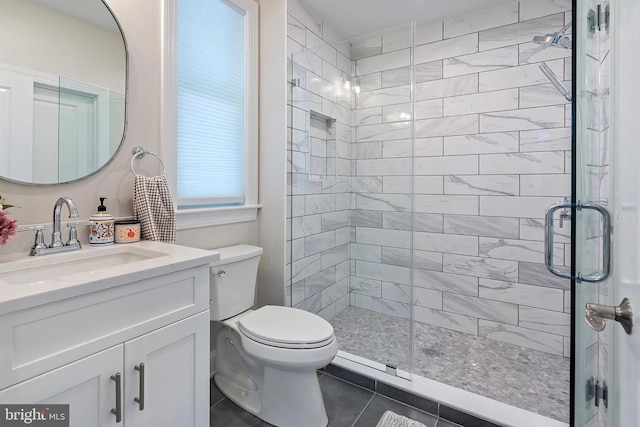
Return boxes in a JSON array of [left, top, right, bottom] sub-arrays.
[[67, 221, 93, 228], [67, 226, 81, 249], [66, 221, 92, 248], [17, 225, 48, 255], [17, 225, 46, 232]]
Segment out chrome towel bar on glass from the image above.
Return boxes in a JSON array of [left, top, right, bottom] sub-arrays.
[[130, 146, 165, 176]]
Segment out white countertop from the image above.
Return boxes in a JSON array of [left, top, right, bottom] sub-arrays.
[[0, 241, 219, 315]]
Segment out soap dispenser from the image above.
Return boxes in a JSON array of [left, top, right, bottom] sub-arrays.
[[89, 197, 114, 246]]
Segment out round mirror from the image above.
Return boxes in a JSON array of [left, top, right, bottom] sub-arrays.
[[0, 0, 127, 185]]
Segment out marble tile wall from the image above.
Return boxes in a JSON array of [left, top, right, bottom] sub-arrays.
[[309, 112, 338, 180], [349, 0, 573, 357], [287, 0, 574, 357], [349, 23, 415, 325], [286, 1, 352, 321]]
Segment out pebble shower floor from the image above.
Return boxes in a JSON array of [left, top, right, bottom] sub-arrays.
[[330, 306, 570, 423]]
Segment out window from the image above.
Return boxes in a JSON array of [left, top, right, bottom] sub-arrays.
[[163, 0, 259, 229]]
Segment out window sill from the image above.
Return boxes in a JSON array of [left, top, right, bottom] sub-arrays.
[[176, 205, 261, 230]]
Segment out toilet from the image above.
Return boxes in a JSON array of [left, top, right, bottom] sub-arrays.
[[209, 245, 338, 427]]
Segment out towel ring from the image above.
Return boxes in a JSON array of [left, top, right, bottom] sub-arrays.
[[130, 146, 165, 176]]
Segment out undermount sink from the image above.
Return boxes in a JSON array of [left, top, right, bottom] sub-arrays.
[[0, 244, 170, 286]]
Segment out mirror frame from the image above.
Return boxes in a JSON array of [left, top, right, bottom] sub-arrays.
[[0, 0, 129, 186]]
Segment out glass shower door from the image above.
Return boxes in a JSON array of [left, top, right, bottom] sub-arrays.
[[572, 2, 640, 426], [572, 2, 613, 425], [339, 22, 415, 377], [285, 18, 415, 379]]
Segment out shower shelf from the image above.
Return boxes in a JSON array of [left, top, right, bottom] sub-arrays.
[[308, 110, 337, 182]]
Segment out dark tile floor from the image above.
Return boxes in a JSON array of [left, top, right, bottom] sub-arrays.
[[210, 370, 479, 427]]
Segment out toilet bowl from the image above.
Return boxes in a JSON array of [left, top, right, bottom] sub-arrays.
[[210, 245, 338, 427]]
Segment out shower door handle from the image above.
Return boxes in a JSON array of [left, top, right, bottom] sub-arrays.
[[545, 201, 612, 283], [545, 202, 572, 279], [577, 203, 611, 283]]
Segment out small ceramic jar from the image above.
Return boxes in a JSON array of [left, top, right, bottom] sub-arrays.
[[114, 220, 141, 243]]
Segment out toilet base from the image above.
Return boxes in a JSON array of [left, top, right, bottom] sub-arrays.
[[215, 366, 328, 427], [261, 366, 328, 427], [214, 326, 329, 427], [214, 374, 262, 415]]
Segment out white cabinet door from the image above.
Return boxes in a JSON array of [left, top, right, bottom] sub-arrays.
[[124, 311, 209, 427], [0, 345, 122, 427]]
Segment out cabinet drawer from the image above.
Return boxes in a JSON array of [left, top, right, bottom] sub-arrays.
[[0, 265, 209, 390]]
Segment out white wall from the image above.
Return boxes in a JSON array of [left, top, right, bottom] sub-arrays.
[[0, 0, 259, 255], [613, 2, 640, 426], [256, 0, 288, 308]]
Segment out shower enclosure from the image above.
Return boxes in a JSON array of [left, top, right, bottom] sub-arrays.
[[286, 20, 415, 375], [286, 1, 574, 423]]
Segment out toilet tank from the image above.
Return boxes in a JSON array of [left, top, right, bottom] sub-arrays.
[[209, 245, 263, 320]]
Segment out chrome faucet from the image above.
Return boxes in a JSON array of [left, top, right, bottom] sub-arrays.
[[17, 196, 82, 256], [51, 197, 79, 247]]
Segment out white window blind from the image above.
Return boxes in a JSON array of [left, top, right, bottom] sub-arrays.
[[177, 0, 246, 207]]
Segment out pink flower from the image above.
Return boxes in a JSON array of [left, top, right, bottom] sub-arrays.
[[0, 210, 18, 245]]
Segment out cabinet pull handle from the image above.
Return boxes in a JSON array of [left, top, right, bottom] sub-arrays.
[[110, 373, 122, 423], [134, 363, 145, 410]]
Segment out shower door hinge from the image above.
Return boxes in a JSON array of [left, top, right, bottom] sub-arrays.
[[588, 9, 596, 33], [591, 4, 610, 33], [586, 377, 608, 408], [589, 4, 610, 34], [597, 4, 610, 32]]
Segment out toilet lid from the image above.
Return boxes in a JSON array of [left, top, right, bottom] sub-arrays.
[[238, 305, 335, 349]]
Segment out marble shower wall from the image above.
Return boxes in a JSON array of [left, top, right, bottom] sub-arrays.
[[349, 0, 574, 357], [286, 0, 352, 320], [286, 0, 574, 357], [348, 23, 415, 322]]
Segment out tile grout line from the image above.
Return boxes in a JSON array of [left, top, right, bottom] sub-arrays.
[[324, 371, 442, 426], [350, 392, 376, 427]]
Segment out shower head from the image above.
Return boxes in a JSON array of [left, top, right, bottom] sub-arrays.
[[532, 22, 572, 49], [538, 62, 572, 102]]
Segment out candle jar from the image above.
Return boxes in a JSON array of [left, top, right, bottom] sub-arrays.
[[114, 220, 141, 243]]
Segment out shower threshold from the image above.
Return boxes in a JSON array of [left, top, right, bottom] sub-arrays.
[[330, 354, 568, 427]]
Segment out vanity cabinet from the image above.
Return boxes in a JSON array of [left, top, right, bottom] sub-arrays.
[[0, 249, 214, 427], [0, 311, 208, 427], [0, 343, 122, 426]]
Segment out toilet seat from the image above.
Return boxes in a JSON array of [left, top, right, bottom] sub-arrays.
[[238, 305, 335, 349]]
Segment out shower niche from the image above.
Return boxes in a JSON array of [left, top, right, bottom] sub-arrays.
[[308, 110, 337, 181]]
